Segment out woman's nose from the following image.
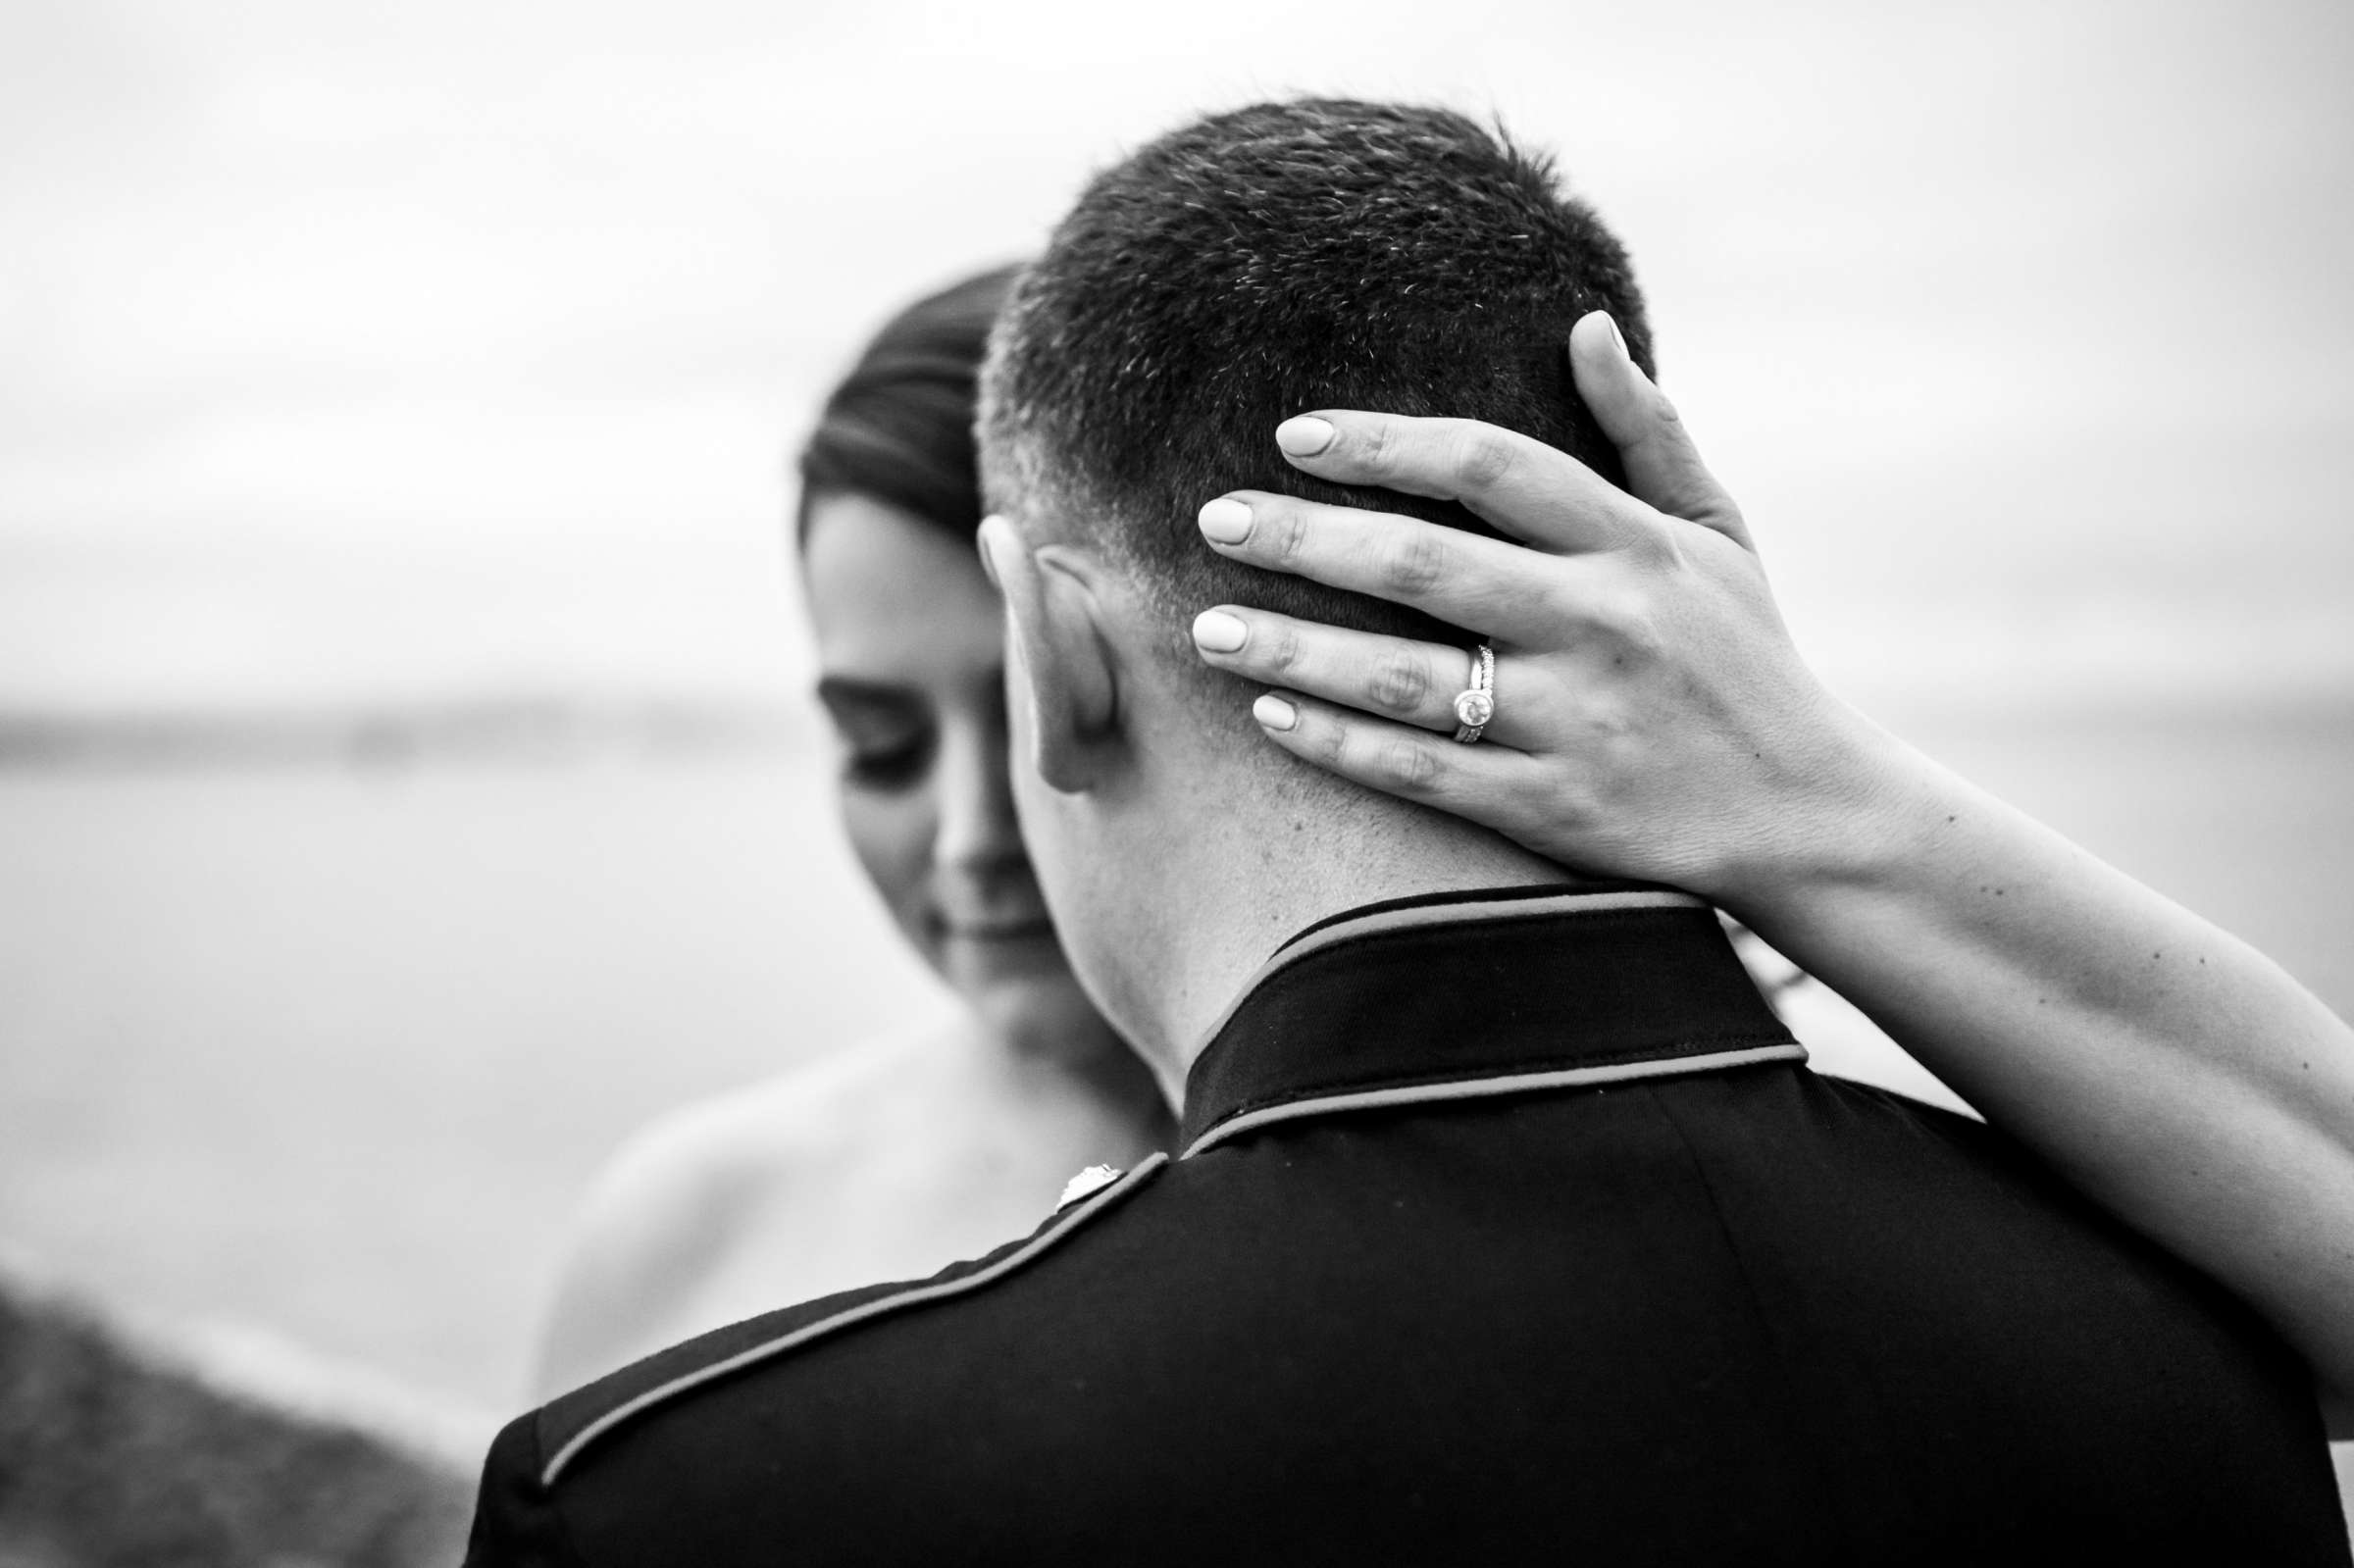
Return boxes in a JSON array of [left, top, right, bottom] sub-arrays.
[[931, 715, 1023, 872]]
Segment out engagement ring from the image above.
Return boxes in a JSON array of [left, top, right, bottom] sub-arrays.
[[1453, 643, 1497, 743]]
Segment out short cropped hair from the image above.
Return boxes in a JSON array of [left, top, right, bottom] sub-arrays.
[[981, 99, 1653, 663], [797, 263, 1020, 548]]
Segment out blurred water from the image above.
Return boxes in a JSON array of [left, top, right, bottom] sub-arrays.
[[0, 701, 2348, 1421], [0, 746, 947, 1416]]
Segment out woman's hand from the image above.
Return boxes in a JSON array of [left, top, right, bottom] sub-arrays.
[[1186, 314, 2354, 1431], [1184, 311, 1896, 911]]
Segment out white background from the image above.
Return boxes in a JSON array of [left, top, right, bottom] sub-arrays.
[[4, 0, 2348, 718]]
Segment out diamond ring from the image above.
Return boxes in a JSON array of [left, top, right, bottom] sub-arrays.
[[1452, 643, 1496, 744]]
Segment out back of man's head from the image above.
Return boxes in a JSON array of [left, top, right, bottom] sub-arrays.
[[981, 98, 1654, 676]]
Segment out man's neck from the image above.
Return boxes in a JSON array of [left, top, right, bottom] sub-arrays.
[[1124, 774, 1584, 1093]]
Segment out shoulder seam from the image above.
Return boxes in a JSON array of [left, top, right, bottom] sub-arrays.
[[1634, 1081, 1870, 1551], [537, 1149, 1170, 1487]]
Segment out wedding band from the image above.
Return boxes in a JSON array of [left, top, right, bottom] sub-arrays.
[[1452, 643, 1496, 743]]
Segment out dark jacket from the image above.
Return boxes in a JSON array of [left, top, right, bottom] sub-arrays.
[[468, 885, 2348, 1565]]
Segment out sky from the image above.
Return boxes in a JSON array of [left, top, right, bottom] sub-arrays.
[[2, 0, 2349, 717]]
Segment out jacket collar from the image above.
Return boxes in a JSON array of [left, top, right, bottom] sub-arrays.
[[1178, 884, 1803, 1153]]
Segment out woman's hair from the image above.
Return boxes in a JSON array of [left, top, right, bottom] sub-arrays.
[[794, 263, 1022, 546]]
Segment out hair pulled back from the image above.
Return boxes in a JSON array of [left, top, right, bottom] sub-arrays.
[[796, 264, 1021, 546]]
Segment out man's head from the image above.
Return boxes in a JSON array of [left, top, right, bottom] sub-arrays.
[[976, 99, 1651, 1066], [984, 98, 1652, 639]]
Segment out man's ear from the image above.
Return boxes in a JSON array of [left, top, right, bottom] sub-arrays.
[[977, 516, 1119, 793]]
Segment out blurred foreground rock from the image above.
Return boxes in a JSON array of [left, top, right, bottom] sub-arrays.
[[0, 1277, 472, 1568]]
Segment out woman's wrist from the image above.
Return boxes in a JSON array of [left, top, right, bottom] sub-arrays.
[[1704, 690, 1935, 919]]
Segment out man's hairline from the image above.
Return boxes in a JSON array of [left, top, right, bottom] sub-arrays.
[[984, 430, 1347, 791]]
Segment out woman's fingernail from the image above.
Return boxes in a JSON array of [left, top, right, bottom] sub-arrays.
[[1192, 609, 1249, 653], [1274, 416, 1336, 457], [1253, 693, 1299, 732], [1198, 497, 1254, 544], [1602, 312, 1628, 358]]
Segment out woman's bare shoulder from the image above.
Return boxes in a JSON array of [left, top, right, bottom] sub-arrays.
[[662, 1026, 963, 1162], [603, 1028, 948, 1201], [529, 1024, 963, 1397]]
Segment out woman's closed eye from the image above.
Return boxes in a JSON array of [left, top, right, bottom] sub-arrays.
[[817, 678, 935, 791], [844, 732, 932, 789]]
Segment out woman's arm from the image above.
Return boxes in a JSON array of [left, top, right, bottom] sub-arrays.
[[1182, 313, 2354, 1428]]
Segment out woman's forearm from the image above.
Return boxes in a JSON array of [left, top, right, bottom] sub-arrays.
[[1726, 716, 2354, 1427]]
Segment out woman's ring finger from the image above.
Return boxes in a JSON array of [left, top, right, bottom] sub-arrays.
[[1190, 607, 1507, 742]]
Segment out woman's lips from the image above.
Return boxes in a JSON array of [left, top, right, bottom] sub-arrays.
[[940, 915, 1057, 943], [951, 923, 1057, 943]]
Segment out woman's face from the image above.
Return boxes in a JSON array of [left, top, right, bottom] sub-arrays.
[[799, 491, 1112, 1060]]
